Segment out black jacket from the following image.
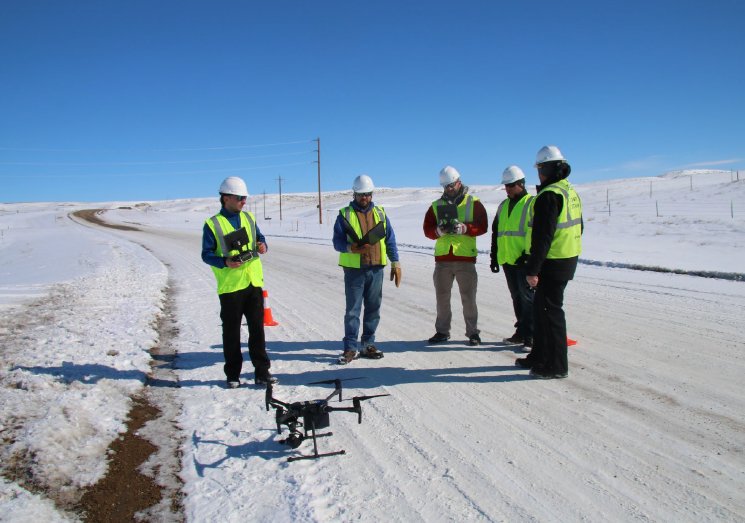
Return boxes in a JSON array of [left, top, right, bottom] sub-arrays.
[[526, 180, 581, 281]]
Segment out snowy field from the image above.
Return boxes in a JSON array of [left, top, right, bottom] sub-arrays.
[[1, 170, 744, 521]]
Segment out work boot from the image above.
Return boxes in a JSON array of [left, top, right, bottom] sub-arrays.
[[468, 334, 481, 346], [503, 332, 524, 344], [428, 332, 450, 343], [255, 372, 278, 386], [338, 350, 359, 365], [530, 368, 568, 380], [515, 357, 533, 369], [360, 344, 384, 359], [227, 380, 241, 389]]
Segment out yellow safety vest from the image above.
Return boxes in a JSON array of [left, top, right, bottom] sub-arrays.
[[205, 211, 264, 294], [531, 179, 582, 259], [496, 193, 534, 265], [338, 206, 388, 268], [432, 195, 479, 258]]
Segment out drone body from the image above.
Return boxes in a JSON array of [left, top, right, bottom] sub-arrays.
[[265, 378, 389, 462]]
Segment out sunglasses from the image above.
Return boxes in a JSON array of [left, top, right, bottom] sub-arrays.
[[505, 181, 520, 188], [444, 182, 459, 189], [355, 192, 372, 198], [230, 194, 247, 201]]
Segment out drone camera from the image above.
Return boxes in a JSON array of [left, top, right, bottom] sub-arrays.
[[285, 433, 304, 449]]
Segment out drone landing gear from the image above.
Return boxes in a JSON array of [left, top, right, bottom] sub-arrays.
[[284, 419, 346, 462], [288, 444, 346, 462]]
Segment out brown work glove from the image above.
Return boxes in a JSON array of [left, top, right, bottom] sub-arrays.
[[390, 261, 402, 287]]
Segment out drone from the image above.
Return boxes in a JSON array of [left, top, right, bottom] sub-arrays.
[[265, 378, 389, 462]]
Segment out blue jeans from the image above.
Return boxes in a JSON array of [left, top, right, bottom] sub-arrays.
[[343, 266, 384, 351]]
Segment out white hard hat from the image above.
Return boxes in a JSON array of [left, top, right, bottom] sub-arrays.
[[535, 145, 566, 166], [439, 165, 461, 187], [352, 174, 375, 193], [501, 165, 525, 185], [219, 176, 249, 197]]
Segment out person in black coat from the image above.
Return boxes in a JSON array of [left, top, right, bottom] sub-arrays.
[[516, 146, 583, 379]]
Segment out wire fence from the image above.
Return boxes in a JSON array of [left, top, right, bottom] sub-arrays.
[[581, 170, 744, 219]]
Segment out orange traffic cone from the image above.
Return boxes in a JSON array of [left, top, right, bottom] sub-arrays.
[[263, 289, 279, 327], [567, 337, 577, 347]]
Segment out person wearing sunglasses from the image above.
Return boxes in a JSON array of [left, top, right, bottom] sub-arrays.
[[201, 176, 276, 388], [423, 165, 488, 346], [333, 174, 401, 364], [490, 165, 535, 352], [516, 145, 583, 379]]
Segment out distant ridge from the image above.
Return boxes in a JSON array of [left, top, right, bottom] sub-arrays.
[[660, 169, 736, 179]]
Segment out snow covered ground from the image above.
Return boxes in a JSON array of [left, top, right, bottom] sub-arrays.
[[1, 170, 744, 521]]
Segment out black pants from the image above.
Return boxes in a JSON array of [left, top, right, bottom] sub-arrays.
[[218, 285, 271, 381], [528, 277, 569, 374], [503, 264, 534, 340]]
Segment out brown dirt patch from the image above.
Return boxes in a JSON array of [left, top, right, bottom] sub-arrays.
[[75, 397, 163, 522], [71, 209, 141, 231]]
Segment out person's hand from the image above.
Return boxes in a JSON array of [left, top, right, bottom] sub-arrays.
[[452, 222, 467, 235], [436, 226, 448, 237], [526, 275, 539, 288], [350, 243, 372, 254], [490, 263, 500, 273], [225, 257, 242, 268], [257, 242, 267, 254], [390, 261, 402, 287]]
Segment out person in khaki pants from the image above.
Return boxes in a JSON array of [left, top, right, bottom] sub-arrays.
[[422, 166, 488, 346]]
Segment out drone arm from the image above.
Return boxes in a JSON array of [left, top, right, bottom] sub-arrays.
[[266, 384, 293, 412], [325, 389, 340, 403], [325, 405, 363, 424]]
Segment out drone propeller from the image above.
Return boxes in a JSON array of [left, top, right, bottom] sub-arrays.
[[352, 393, 390, 424], [307, 377, 366, 385], [354, 393, 390, 401], [307, 377, 366, 401]]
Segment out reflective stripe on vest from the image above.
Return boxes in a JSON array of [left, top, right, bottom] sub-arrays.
[[205, 211, 264, 294], [534, 179, 583, 259], [338, 206, 388, 268], [496, 194, 534, 265], [432, 195, 478, 257]]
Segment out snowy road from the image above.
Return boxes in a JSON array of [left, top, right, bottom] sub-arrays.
[[99, 213, 745, 522]]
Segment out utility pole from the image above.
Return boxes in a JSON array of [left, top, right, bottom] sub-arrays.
[[314, 137, 322, 224], [276, 176, 283, 221], [263, 190, 267, 219]]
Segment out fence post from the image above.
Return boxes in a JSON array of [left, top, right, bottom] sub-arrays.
[[656, 201, 659, 217]]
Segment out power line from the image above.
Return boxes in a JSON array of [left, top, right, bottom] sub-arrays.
[[0, 139, 313, 153], [0, 150, 313, 167], [0, 161, 312, 179]]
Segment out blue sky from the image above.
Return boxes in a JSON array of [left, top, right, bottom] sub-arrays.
[[1, 1, 743, 203]]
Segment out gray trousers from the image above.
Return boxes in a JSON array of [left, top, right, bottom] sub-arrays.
[[433, 261, 479, 337]]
